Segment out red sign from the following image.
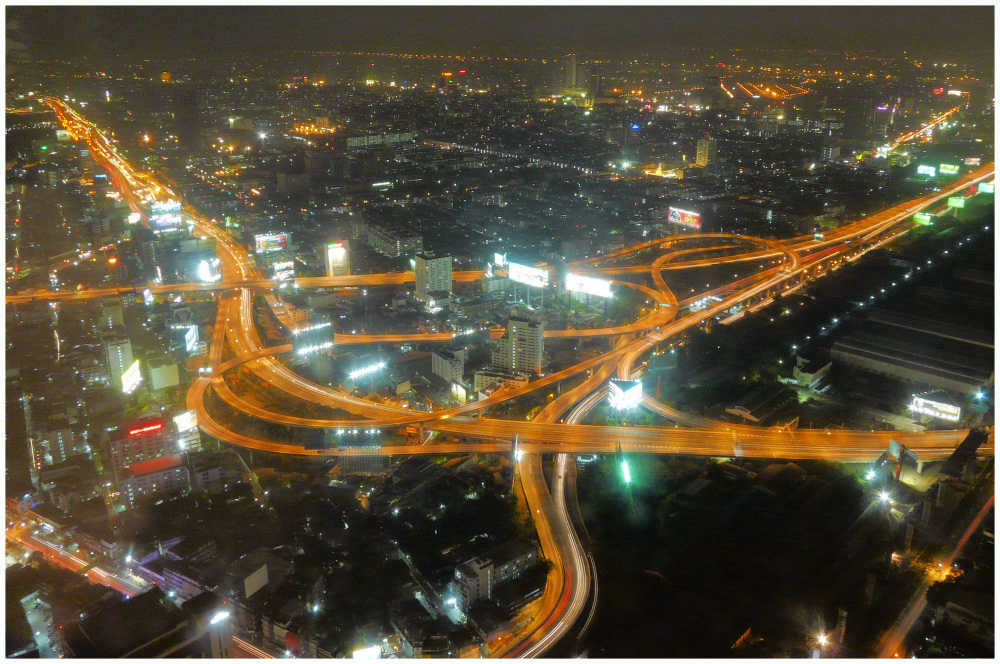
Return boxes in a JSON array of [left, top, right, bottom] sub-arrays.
[[667, 207, 701, 229], [129, 423, 163, 436]]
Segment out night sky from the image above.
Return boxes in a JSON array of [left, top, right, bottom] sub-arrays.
[[6, 4, 995, 61]]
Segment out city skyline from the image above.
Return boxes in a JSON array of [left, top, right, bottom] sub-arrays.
[[7, 3, 995, 60]]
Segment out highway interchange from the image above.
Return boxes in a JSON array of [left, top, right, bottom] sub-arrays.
[[28, 97, 995, 657]]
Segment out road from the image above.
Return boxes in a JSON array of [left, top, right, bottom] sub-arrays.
[[38, 97, 994, 657]]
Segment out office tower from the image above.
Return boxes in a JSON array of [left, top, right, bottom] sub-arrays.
[[491, 317, 544, 375], [565, 54, 577, 88], [103, 336, 133, 390], [107, 418, 173, 486], [100, 296, 124, 330], [696, 139, 717, 167], [414, 251, 452, 302]]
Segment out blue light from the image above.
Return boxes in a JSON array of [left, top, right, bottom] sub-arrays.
[[631, 124, 640, 130]]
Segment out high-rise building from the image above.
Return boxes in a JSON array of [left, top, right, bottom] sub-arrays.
[[100, 296, 124, 330], [414, 251, 452, 302], [121, 455, 190, 507], [325, 240, 350, 277], [491, 317, 544, 375], [107, 418, 173, 486], [103, 336, 133, 389], [696, 138, 717, 167], [565, 54, 578, 89]]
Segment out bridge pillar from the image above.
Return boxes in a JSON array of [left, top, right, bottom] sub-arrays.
[[916, 459, 925, 474]]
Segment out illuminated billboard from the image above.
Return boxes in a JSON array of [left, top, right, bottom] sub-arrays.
[[608, 379, 642, 410], [913, 213, 933, 226], [185, 325, 198, 352], [565, 273, 614, 298], [326, 241, 350, 277], [948, 197, 966, 209], [198, 258, 222, 282], [121, 359, 142, 394], [150, 200, 182, 228], [667, 206, 701, 229], [909, 396, 960, 422], [173, 410, 197, 433], [939, 163, 960, 175], [255, 233, 288, 254], [494, 252, 507, 267], [978, 182, 994, 194], [916, 165, 936, 177], [272, 260, 295, 281], [127, 212, 142, 225], [964, 157, 982, 166], [507, 262, 550, 288]]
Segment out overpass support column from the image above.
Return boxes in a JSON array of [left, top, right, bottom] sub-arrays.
[[916, 459, 924, 474]]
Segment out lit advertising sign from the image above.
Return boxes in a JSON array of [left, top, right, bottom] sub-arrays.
[[185, 325, 198, 352], [565, 273, 614, 298], [939, 163, 960, 175], [507, 262, 550, 288], [254, 233, 288, 254], [667, 206, 701, 229], [121, 359, 142, 394], [326, 242, 349, 276], [150, 200, 182, 228], [978, 182, 994, 194], [127, 212, 142, 225], [948, 196, 966, 209], [352, 646, 381, 659], [198, 258, 222, 282], [494, 252, 507, 267], [272, 260, 295, 281], [916, 165, 936, 177], [913, 213, 933, 226], [451, 381, 467, 403], [608, 379, 642, 411], [964, 157, 982, 166], [142, 288, 154, 305], [173, 410, 197, 433], [910, 396, 961, 422]]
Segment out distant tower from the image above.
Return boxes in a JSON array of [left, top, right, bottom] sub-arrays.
[[696, 138, 718, 167], [414, 251, 452, 302], [103, 336, 133, 390], [565, 54, 578, 89]]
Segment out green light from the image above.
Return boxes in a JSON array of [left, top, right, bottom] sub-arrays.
[[978, 182, 994, 194], [948, 196, 966, 209], [939, 163, 959, 175], [622, 460, 631, 484], [914, 213, 933, 226], [40, 145, 48, 151]]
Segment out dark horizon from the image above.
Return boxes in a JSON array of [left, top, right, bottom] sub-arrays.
[[7, 5, 995, 61]]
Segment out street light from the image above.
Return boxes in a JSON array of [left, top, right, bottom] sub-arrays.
[[878, 491, 891, 503], [817, 633, 829, 647], [974, 391, 985, 400]]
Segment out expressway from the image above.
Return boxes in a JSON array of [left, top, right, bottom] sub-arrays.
[[36, 97, 994, 657]]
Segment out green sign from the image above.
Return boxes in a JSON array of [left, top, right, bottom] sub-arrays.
[[978, 182, 994, 194], [948, 196, 966, 209], [914, 213, 933, 225], [939, 163, 960, 175]]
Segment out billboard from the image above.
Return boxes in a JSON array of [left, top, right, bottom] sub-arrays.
[[150, 200, 182, 229], [667, 206, 701, 229], [198, 258, 222, 282], [121, 359, 142, 394], [608, 379, 642, 410], [565, 273, 613, 298], [255, 233, 288, 254], [272, 260, 295, 281], [978, 182, 994, 194], [507, 262, 549, 288], [494, 252, 507, 267], [910, 396, 961, 422], [948, 196, 966, 209], [916, 165, 936, 177], [939, 163, 960, 175], [244, 563, 269, 599], [184, 325, 198, 352], [964, 157, 982, 166], [173, 410, 197, 433], [127, 212, 142, 225], [326, 241, 350, 277], [913, 213, 933, 226]]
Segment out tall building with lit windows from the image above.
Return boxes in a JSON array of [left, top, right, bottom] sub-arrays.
[[696, 138, 717, 167], [107, 418, 174, 486], [103, 336, 133, 390], [491, 317, 544, 375], [414, 251, 452, 301]]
